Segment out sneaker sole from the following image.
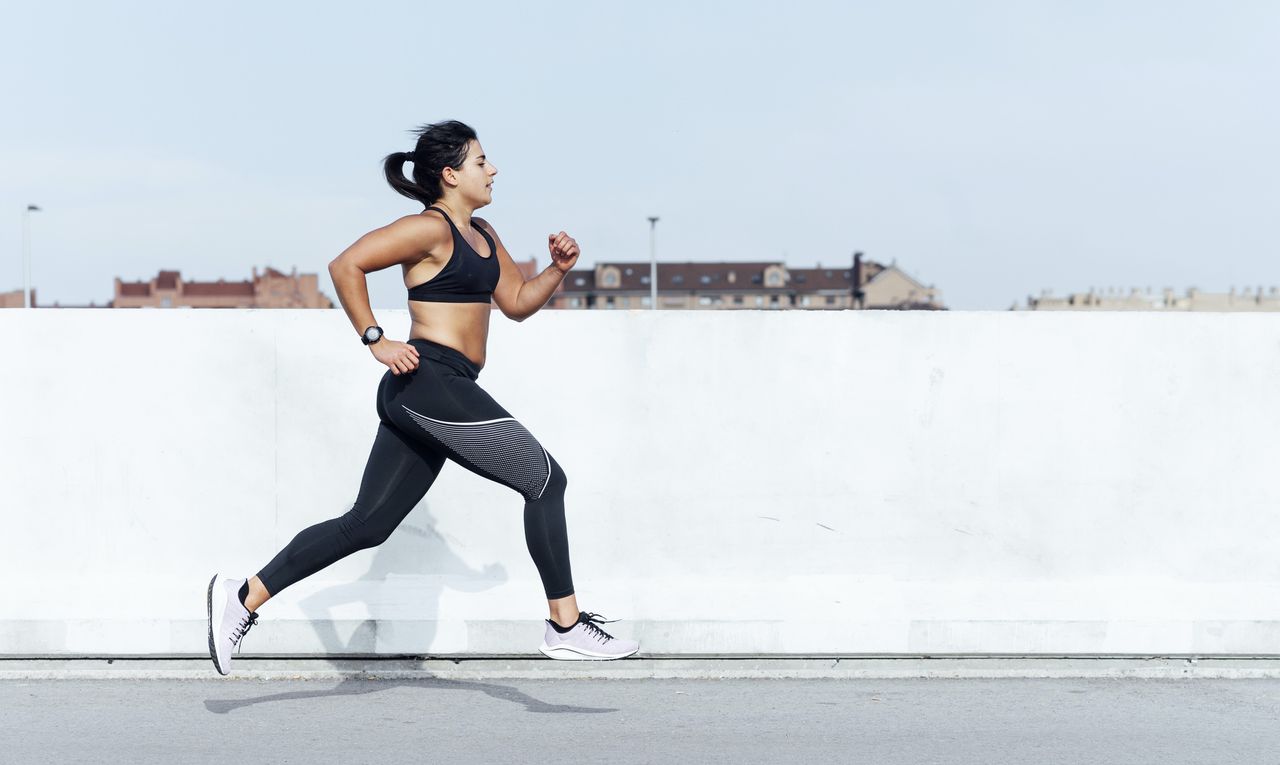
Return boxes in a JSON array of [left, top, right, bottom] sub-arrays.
[[538, 642, 638, 661], [207, 574, 229, 676]]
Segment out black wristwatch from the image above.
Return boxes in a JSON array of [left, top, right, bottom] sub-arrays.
[[361, 325, 384, 345]]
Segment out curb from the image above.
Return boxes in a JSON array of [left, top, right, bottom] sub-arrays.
[[8, 656, 1280, 680]]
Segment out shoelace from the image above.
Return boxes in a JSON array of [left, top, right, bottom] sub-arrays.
[[231, 611, 259, 654], [579, 612, 619, 642]]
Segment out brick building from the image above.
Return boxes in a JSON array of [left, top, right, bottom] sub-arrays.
[[546, 253, 944, 310], [113, 267, 333, 309], [1023, 286, 1280, 311]]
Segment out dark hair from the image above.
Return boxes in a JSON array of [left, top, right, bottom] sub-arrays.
[[383, 120, 478, 206]]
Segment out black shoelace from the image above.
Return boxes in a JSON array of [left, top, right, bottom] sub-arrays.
[[231, 611, 259, 652], [579, 612, 619, 642]]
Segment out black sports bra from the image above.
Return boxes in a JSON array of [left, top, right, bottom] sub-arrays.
[[407, 207, 500, 303]]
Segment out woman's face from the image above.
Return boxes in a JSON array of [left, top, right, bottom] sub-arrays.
[[448, 139, 498, 207]]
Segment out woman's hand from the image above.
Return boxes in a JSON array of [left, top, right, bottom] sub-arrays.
[[370, 339, 420, 375], [548, 231, 580, 273]]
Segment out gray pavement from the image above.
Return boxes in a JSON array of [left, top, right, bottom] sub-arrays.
[[6, 676, 1280, 764]]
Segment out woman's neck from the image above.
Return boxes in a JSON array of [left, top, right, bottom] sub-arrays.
[[432, 198, 476, 228]]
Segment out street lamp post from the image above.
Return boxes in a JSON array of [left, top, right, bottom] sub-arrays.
[[647, 216, 659, 310], [22, 204, 41, 309]]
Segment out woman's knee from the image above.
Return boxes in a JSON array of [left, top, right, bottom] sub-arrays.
[[338, 509, 396, 550], [540, 453, 567, 498]]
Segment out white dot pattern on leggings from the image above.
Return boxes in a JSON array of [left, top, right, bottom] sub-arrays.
[[402, 407, 551, 500]]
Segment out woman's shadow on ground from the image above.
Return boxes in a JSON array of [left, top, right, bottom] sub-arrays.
[[205, 502, 615, 715], [203, 677, 617, 715]]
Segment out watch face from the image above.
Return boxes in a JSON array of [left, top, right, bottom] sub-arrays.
[[364, 327, 381, 342]]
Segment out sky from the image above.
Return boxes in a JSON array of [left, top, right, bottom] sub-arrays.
[[2, 0, 1277, 310]]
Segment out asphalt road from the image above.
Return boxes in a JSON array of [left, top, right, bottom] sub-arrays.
[[6, 677, 1280, 763]]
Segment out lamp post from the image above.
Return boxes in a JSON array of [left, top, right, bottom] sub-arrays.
[[22, 204, 41, 309], [647, 216, 659, 310]]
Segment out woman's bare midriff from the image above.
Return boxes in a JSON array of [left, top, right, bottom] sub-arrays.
[[408, 301, 492, 369]]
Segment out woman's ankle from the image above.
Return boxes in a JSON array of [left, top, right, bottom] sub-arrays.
[[550, 613, 579, 629], [547, 593, 579, 628], [244, 577, 271, 612]]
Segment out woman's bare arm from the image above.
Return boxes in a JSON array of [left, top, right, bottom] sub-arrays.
[[328, 215, 448, 333], [480, 219, 578, 322], [328, 214, 450, 374]]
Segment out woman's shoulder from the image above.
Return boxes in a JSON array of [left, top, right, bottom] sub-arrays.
[[390, 210, 452, 246], [371, 211, 450, 259]]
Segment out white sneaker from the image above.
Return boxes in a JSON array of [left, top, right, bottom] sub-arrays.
[[207, 574, 258, 676], [539, 612, 639, 660]]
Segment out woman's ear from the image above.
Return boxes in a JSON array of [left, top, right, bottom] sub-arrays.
[[441, 166, 459, 188]]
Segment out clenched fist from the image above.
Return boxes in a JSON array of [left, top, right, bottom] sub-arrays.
[[548, 231, 580, 273], [370, 339, 420, 375]]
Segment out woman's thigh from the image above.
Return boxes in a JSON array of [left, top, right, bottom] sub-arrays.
[[384, 369, 553, 501]]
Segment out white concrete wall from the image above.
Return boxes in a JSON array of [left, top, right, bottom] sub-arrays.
[[2, 309, 1279, 656]]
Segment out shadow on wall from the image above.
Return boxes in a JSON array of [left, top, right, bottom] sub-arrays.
[[296, 502, 505, 655]]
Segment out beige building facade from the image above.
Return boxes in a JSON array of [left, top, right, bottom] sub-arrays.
[[0, 289, 26, 308], [113, 267, 334, 309], [1024, 286, 1280, 311], [546, 254, 944, 311]]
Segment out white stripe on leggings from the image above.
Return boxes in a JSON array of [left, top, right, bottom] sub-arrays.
[[402, 406, 553, 500]]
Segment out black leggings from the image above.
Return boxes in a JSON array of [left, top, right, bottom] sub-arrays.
[[256, 339, 574, 600]]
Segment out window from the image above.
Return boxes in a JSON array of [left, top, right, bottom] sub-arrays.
[[700, 275, 712, 284], [825, 296, 835, 306], [699, 296, 712, 306], [672, 275, 684, 284], [733, 295, 743, 305], [624, 268, 633, 276], [751, 274, 763, 285], [570, 297, 581, 308], [574, 277, 586, 286], [770, 295, 779, 306], [755, 296, 764, 306], [640, 276, 650, 285], [641, 296, 651, 307], [602, 270, 619, 287], [605, 296, 615, 308], [801, 296, 810, 307]]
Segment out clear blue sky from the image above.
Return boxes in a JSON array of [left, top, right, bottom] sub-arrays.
[[3, 1, 1277, 309]]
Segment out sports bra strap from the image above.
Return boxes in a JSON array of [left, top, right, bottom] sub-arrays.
[[474, 224, 496, 256], [426, 206, 458, 232], [427, 206, 495, 257]]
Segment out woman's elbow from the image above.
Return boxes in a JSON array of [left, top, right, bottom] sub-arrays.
[[329, 256, 362, 279]]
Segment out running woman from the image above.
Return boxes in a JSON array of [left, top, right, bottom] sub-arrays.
[[207, 120, 638, 674]]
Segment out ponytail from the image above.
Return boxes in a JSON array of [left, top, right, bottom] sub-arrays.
[[383, 151, 432, 206], [383, 120, 478, 207]]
